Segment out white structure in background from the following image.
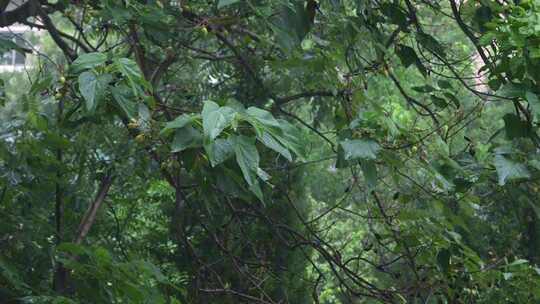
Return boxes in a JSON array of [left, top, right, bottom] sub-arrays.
[[0, 0, 40, 72], [0, 25, 28, 72]]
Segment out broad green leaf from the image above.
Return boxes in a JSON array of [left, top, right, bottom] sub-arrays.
[[438, 79, 453, 89], [340, 139, 381, 160], [412, 85, 436, 93], [395, 44, 427, 77], [380, 3, 408, 27], [258, 131, 292, 161], [202, 100, 219, 117], [274, 119, 305, 158], [27, 112, 47, 131], [431, 95, 448, 108], [205, 137, 234, 167], [232, 135, 264, 201], [202, 101, 236, 140], [417, 32, 446, 58], [395, 44, 417, 67], [249, 182, 264, 202], [138, 103, 151, 122], [494, 154, 530, 185], [436, 249, 451, 273], [30, 75, 53, 95], [171, 126, 202, 152], [272, 0, 312, 52], [218, 0, 240, 9], [71, 52, 107, 73], [360, 160, 377, 189], [78, 71, 112, 112], [216, 168, 249, 199], [139, 261, 168, 283], [111, 85, 137, 119], [115, 58, 142, 80], [0, 37, 28, 54], [0, 256, 30, 291], [115, 58, 151, 95], [233, 135, 260, 187], [161, 114, 199, 135], [526, 91, 540, 119], [503, 113, 529, 139], [507, 259, 529, 267], [443, 92, 460, 108], [246, 107, 281, 128], [497, 83, 525, 98], [57, 242, 88, 256], [256, 167, 271, 182]]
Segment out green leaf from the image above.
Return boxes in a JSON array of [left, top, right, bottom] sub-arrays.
[[526, 91, 540, 118], [249, 182, 264, 203], [436, 249, 451, 273], [115, 58, 142, 80], [395, 44, 427, 77], [507, 259, 529, 267], [138, 103, 151, 122], [233, 135, 260, 187], [443, 92, 460, 108], [380, 3, 408, 27], [57, 242, 88, 256], [232, 135, 265, 201], [71, 52, 107, 73], [205, 137, 234, 167], [256, 167, 271, 182], [360, 160, 377, 189], [0, 256, 30, 291], [438, 79, 453, 89], [272, 0, 312, 52], [161, 114, 199, 135], [111, 85, 138, 119], [340, 139, 381, 160], [431, 95, 448, 108], [503, 113, 529, 139], [474, 5, 492, 33], [396, 44, 416, 67], [494, 154, 530, 185], [497, 83, 525, 98], [217, 0, 240, 9], [246, 107, 281, 128], [202, 100, 219, 116], [258, 131, 292, 161], [115, 58, 151, 96], [171, 126, 202, 153], [0, 37, 29, 54], [78, 71, 112, 112], [412, 85, 436, 93], [417, 32, 446, 58], [273, 119, 306, 158], [202, 101, 236, 140], [30, 75, 53, 95]]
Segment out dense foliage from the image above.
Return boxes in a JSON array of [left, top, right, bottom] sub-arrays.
[[2, 0, 540, 303]]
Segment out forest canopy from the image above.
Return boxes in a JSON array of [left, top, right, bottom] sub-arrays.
[[1, 0, 540, 303]]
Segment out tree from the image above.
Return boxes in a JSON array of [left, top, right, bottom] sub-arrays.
[[2, 0, 540, 303]]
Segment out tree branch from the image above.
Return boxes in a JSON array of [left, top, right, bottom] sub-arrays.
[[37, 5, 76, 61], [74, 174, 114, 244], [275, 90, 342, 107], [0, 0, 39, 27]]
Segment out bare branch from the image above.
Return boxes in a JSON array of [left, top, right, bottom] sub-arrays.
[[74, 174, 114, 244]]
